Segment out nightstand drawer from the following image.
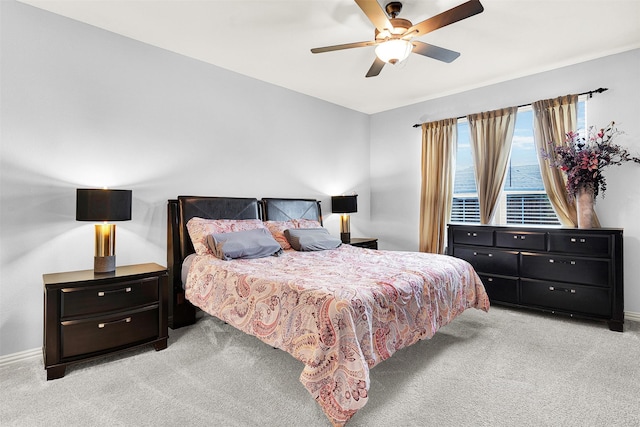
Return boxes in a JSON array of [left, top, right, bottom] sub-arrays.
[[61, 277, 159, 318], [61, 305, 159, 358]]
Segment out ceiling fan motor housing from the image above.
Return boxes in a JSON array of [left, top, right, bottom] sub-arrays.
[[375, 18, 412, 40]]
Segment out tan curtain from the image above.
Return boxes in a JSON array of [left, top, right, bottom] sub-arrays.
[[419, 118, 457, 254], [532, 95, 600, 227], [467, 107, 518, 224]]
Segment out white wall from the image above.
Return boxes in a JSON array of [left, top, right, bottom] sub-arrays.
[[0, 1, 371, 356], [370, 48, 640, 315]]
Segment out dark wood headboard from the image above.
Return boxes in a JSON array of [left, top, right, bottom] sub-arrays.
[[167, 196, 260, 328], [262, 198, 322, 224], [167, 196, 323, 329]]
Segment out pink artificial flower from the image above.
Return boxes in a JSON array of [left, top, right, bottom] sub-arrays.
[[541, 121, 640, 201]]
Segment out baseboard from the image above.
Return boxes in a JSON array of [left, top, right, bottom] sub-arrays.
[[625, 310, 640, 323], [0, 347, 41, 367]]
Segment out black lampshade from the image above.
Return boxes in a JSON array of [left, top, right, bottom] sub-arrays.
[[331, 195, 358, 214], [76, 189, 132, 222]]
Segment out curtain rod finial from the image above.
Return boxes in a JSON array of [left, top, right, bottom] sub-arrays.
[[589, 87, 608, 98]]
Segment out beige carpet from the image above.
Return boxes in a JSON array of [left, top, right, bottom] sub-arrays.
[[1, 306, 639, 427]]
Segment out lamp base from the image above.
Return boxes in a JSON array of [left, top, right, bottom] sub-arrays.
[[94, 256, 115, 273], [340, 232, 351, 244]]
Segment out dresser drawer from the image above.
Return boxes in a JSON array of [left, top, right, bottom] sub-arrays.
[[453, 247, 519, 276], [452, 228, 494, 246], [61, 277, 159, 318], [520, 253, 610, 287], [61, 305, 159, 358], [495, 231, 546, 251], [479, 274, 518, 304], [520, 279, 611, 317], [548, 233, 610, 256]]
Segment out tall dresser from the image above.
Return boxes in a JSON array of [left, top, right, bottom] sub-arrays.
[[447, 224, 624, 331]]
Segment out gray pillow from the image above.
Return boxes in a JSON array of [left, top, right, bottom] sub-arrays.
[[284, 228, 342, 251], [206, 228, 282, 260]]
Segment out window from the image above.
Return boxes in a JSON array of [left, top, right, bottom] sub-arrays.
[[451, 100, 586, 225]]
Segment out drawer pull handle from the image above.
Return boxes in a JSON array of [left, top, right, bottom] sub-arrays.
[[570, 238, 587, 243], [487, 277, 493, 282], [473, 252, 492, 257], [548, 259, 576, 265], [548, 286, 576, 294], [467, 232, 478, 237], [98, 287, 132, 297], [98, 317, 132, 328]]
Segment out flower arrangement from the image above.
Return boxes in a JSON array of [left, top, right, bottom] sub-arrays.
[[542, 122, 640, 200]]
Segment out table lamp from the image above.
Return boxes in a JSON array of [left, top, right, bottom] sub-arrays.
[[76, 188, 132, 273], [331, 195, 357, 243]]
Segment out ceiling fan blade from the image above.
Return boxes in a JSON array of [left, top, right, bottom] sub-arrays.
[[355, 0, 393, 32], [311, 40, 377, 54], [403, 0, 484, 38], [412, 41, 460, 63], [365, 57, 385, 78]]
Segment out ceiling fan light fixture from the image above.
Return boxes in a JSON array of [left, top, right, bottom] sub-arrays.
[[375, 39, 412, 65]]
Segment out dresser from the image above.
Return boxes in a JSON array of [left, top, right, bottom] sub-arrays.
[[43, 263, 169, 379], [447, 224, 624, 331]]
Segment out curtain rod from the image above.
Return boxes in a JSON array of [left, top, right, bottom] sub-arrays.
[[411, 87, 608, 128]]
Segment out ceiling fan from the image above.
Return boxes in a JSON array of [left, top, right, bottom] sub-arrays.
[[311, 0, 484, 77]]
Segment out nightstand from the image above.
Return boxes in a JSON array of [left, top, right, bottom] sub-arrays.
[[43, 263, 168, 380], [348, 238, 378, 250]]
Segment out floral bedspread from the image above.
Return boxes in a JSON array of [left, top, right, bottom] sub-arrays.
[[185, 245, 489, 426]]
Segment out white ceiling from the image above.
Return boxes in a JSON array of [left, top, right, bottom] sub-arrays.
[[18, 0, 640, 114]]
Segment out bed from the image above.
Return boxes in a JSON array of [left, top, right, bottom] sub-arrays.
[[167, 196, 489, 426]]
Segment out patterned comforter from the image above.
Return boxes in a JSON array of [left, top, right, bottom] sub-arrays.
[[185, 245, 489, 426]]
